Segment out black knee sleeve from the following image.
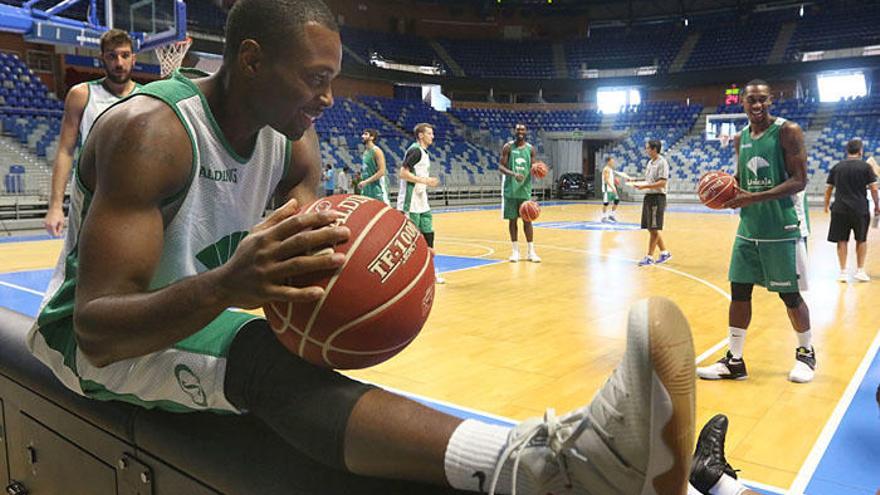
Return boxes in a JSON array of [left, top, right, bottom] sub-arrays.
[[423, 231, 434, 248], [603, 202, 609, 207], [613, 199, 620, 205], [225, 320, 375, 471], [730, 283, 753, 302], [778, 291, 803, 308]]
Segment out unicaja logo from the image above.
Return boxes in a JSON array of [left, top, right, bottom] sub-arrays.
[[746, 156, 770, 176]]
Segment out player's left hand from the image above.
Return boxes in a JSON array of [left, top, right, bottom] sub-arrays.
[[723, 188, 756, 209]]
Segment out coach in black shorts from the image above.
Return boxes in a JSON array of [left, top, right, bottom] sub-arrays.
[[634, 139, 671, 266], [825, 138, 880, 282]]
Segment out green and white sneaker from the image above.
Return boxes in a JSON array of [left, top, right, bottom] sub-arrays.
[[488, 297, 696, 495]]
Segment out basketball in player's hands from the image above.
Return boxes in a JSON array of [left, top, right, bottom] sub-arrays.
[[263, 195, 435, 369], [698, 171, 737, 209], [531, 161, 549, 179]]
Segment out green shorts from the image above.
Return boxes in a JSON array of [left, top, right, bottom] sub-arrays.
[[502, 197, 529, 220], [728, 237, 808, 292], [407, 210, 433, 233], [360, 181, 389, 205], [603, 191, 619, 204]]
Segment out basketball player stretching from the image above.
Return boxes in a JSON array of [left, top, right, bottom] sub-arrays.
[[697, 80, 815, 384]]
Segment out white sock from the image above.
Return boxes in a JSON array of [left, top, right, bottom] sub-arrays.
[[709, 474, 748, 495], [511, 242, 518, 253], [797, 329, 812, 350], [660, 250, 670, 256], [528, 242, 535, 253], [728, 327, 747, 359], [688, 483, 704, 495], [444, 420, 534, 494]]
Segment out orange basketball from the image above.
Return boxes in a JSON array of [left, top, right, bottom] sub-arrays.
[[519, 200, 541, 222], [531, 161, 549, 179], [263, 195, 436, 369], [697, 171, 737, 209]]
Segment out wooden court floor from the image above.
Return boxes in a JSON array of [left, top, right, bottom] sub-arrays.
[[1, 201, 878, 492]]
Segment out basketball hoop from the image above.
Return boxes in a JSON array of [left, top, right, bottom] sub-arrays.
[[156, 36, 192, 78]]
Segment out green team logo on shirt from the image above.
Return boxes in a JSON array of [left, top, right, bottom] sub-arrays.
[[196, 231, 248, 269], [745, 157, 773, 189]]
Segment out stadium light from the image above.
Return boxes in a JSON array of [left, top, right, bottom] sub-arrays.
[[817, 71, 867, 102]]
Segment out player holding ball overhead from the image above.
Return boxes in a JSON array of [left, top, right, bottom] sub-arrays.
[[500, 123, 540, 263]]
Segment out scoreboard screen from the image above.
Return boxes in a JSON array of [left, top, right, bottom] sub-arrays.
[[724, 85, 741, 105]]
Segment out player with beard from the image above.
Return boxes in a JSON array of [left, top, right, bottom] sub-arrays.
[[43, 29, 141, 236], [356, 128, 389, 204], [697, 79, 815, 384]]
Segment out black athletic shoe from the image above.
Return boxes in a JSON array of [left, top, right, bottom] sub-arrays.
[[696, 351, 748, 380], [689, 414, 739, 494]]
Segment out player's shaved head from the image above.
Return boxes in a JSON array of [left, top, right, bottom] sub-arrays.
[[223, 0, 338, 64]]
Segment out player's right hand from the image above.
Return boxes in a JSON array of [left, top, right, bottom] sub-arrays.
[[215, 198, 350, 309], [426, 177, 440, 187], [44, 207, 65, 237]]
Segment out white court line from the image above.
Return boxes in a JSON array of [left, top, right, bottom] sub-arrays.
[[787, 327, 880, 495], [0, 280, 45, 297], [436, 240, 496, 258]]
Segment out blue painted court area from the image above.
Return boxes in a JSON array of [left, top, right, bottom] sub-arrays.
[[0, 233, 54, 244], [534, 220, 642, 231], [0, 269, 49, 317], [0, 256, 500, 318], [434, 254, 502, 273], [805, 343, 880, 495]]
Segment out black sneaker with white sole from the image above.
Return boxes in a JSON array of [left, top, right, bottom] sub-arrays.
[[696, 351, 748, 380]]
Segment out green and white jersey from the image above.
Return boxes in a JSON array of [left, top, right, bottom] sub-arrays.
[[602, 166, 616, 193], [27, 70, 291, 413], [79, 78, 141, 149], [502, 142, 532, 200], [397, 142, 431, 214], [736, 117, 809, 241], [361, 145, 389, 204]]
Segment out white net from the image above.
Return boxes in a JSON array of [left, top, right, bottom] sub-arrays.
[[156, 36, 192, 78]]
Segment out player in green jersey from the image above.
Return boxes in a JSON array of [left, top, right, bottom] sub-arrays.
[[697, 79, 815, 384], [500, 123, 540, 262], [356, 128, 389, 204]]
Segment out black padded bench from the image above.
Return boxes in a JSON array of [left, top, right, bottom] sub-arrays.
[[0, 308, 466, 495]]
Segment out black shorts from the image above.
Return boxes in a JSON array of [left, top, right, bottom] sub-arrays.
[[828, 211, 869, 242], [641, 194, 666, 230]]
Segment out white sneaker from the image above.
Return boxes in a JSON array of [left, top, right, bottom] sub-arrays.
[[527, 251, 541, 263], [854, 270, 870, 282], [788, 347, 816, 383], [488, 297, 696, 495], [509, 251, 520, 263], [435, 274, 446, 284], [838, 271, 849, 283]]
